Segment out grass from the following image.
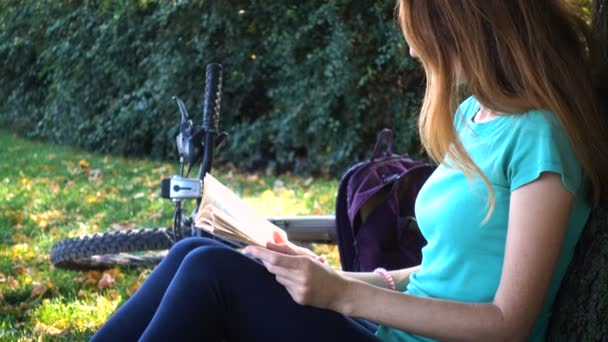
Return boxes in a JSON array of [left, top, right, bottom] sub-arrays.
[[0, 129, 339, 341]]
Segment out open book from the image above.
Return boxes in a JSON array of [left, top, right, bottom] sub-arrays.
[[194, 173, 288, 247]]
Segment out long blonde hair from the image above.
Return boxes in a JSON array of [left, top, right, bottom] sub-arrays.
[[398, 0, 608, 217]]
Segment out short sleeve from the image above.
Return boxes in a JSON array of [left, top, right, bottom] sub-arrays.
[[506, 111, 583, 194]]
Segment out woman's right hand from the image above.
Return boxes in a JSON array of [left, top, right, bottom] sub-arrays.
[[267, 231, 324, 261]]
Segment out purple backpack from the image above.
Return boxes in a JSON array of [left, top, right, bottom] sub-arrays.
[[335, 129, 436, 272]]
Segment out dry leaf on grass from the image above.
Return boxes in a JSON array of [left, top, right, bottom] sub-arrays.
[[110, 222, 135, 231], [106, 289, 120, 300], [75, 271, 102, 287], [11, 233, 28, 244], [98, 271, 116, 289], [12, 264, 28, 276], [126, 281, 141, 296], [34, 322, 62, 336], [30, 282, 47, 298], [105, 268, 124, 281], [304, 177, 314, 187], [87, 168, 102, 181], [7, 276, 19, 290]]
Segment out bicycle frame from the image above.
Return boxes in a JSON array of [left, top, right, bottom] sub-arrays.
[[50, 62, 337, 271], [162, 64, 336, 247]]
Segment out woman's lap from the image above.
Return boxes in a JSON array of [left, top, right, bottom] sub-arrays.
[[93, 237, 379, 342]]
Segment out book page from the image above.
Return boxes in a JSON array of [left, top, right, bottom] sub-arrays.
[[195, 173, 287, 246]]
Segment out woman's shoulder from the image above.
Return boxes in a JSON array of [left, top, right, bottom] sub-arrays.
[[509, 108, 565, 137]]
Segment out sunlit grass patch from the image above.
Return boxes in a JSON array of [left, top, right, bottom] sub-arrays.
[[31, 295, 120, 335], [0, 129, 339, 339]]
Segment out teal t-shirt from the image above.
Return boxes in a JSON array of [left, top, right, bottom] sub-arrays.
[[375, 97, 591, 341]]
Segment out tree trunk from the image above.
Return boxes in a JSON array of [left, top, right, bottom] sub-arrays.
[[547, 2, 608, 340], [546, 204, 608, 340]]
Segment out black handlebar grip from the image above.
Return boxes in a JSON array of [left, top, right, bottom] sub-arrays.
[[202, 63, 223, 132]]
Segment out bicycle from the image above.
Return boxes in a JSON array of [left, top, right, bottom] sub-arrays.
[[50, 63, 337, 270]]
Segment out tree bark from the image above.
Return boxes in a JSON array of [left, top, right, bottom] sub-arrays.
[[547, 204, 608, 340], [547, 2, 608, 340]]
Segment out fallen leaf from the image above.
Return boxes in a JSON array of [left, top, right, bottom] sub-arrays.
[[106, 268, 124, 281], [86, 196, 99, 204], [12, 264, 28, 276], [98, 271, 116, 289], [110, 222, 135, 231], [273, 179, 285, 192], [38, 219, 48, 229], [87, 168, 102, 181], [46, 279, 57, 293], [126, 281, 141, 296], [7, 276, 19, 290], [34, 322, 62, 336], [76, 271, 101, 286], [21, 177, 31, 187], [106, 289, 120, 300], [30, 282, 47, 298], [50, 183, 60, 193], [146, 210, 162, 220], [304, 177, 314, 187], [79, 159, 90, 169], [11, 233, 28, 244]]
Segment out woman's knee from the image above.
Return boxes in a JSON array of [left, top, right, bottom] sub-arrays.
[[169, 237, 226, 258], [181, 246, 262, 280]]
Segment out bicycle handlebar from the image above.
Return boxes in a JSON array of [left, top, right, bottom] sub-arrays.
[[199, 63, 223, 180], [202, 63, 222, 133]]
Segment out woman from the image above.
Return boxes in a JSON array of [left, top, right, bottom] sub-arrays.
[[92, 0, 608, 341]]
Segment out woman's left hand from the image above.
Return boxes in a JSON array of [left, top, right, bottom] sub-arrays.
[[243, 245, 351, 312]]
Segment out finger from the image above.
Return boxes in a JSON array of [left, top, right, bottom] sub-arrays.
[[263, 262, 295, 279], [272, 230, 287, 244], [296, 245, 319, 258], [266, 242, 298, 255], [246, 246, 299, 268], [275, 275, 302, 300], [242, 245, 254, 254]]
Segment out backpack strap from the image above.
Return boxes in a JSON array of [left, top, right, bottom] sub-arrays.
[[371, 128, 394, 160], [335, 162, 366, 271]]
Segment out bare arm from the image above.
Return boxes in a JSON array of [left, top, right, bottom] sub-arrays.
[[340, 267, 419, 292], [335, 172, 573, 341], [269, 232, 419, 292]]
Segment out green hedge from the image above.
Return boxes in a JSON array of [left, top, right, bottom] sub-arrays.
[[0, 0, 424, 175]]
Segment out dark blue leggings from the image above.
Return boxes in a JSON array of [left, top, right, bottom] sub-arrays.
[[91, 237, 379, 341]]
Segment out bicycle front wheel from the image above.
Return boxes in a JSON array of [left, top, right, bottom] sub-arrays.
[[51, 228, 176, 270]]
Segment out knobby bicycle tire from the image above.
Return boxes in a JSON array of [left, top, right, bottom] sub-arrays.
[[51, 228, 176, 270]]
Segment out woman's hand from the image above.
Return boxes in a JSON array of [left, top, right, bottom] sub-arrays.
[[269, 231, 325, 262], [243, 245, 350, 312]]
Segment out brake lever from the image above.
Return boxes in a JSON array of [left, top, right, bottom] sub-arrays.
[[173, 96, 191, 125]]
